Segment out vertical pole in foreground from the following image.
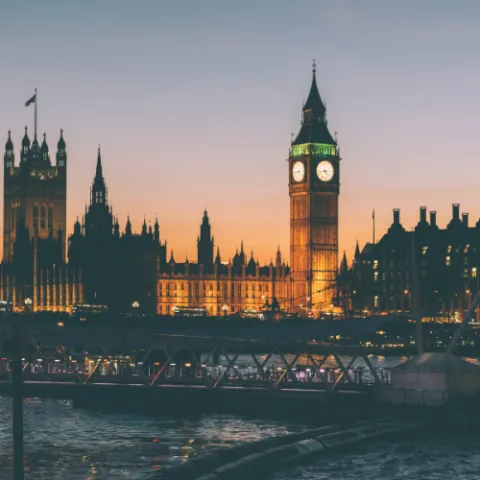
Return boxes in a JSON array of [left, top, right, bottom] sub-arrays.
[[12, 316, 24, 480], [411, 229, 423, 354]]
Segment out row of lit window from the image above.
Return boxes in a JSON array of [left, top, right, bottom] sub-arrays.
[[158, 282, 270, 293]]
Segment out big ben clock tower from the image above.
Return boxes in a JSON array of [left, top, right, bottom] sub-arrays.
[[289, 64, 340, 315]]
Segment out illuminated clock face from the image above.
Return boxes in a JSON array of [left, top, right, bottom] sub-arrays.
[[292, 161, 305, 182], [317, 161, 334, 182]]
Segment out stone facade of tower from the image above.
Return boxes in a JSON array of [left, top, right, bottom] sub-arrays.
[[288, 69, 340, 315], [3, 128, 66, 263], [2, 128, 81, 311]]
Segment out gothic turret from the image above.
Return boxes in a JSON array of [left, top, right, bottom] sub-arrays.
[[247, 251, 257, 275], [21, 126, 30, 162], [56, 129, 67, 169], [154, 217, 160, 243], [340, 251, 348, 274], [73, 217, 81, 236], [215, 247, 221, 265], [354, 241, 360, 261], [4, 131, 14, 169], [40, 133, 49, 162], [275, 246, 282, 269], [125, 216, 132, 236], [113, 217, 120, 238], [197, 209, 214, 267]]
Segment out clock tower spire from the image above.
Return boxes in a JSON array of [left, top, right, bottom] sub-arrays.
[[289, 64, 340, 317]]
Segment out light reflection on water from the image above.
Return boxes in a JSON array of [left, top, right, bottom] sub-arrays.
[[0, 396, 308, 480], [273, 434, 480, 480]]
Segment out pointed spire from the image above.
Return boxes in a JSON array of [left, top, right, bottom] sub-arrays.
[[215, 246, 221, 265], [142, 217, 147, 235], [154, 216, 160, 242], [354, 240, 360, 260], [74, 217, 81, 235], [169, 250, 175, 264], [40, 132, 49, 161], [303, 59, 326, 120], [114, 216, 120, 238], [340, 251, 348, 273], [22, 126, 30, 147], [125, 216, 132, 236], [57, 129, 66, 150], [292, 63, 336, 146], [276, 245, 282, 266], [95, 145, 103, 180]]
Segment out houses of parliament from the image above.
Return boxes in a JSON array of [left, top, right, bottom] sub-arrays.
[[1, 67, 342, 316]]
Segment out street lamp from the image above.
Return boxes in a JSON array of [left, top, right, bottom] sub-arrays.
[[222, 305, 228, 317], [132, 301, 140, 310], [24, 297, 32, 313]]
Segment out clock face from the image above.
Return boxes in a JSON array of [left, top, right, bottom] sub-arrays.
[[292, 161, 305, 182], [317, 161, 334, 182]]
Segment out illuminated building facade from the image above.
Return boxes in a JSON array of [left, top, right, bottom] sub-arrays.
[[289, 64, 340, 314], [157, 211, 291, 316], [2, 128, 82, 311], [351, 205, 480, 321]]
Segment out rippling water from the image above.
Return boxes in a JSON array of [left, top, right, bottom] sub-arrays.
[[273, 433, 480, 480], [0, 396, 308, 479]]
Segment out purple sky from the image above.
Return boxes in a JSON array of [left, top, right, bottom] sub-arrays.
[[1, 1, 480, 264]]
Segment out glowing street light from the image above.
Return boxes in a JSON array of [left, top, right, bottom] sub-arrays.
[[24, 297, 32, 313], [132, 301, 140, 309], [222, 305, 228, 317]]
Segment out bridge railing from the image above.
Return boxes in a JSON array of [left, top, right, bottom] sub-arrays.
[[0, 356, 392, 390]]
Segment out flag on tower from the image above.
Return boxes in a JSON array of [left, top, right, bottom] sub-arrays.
[[25, 93, 36, 107]]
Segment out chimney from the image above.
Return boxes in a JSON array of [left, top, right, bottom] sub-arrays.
[[393, 209, 400, 224], [462, 213, 469, 227], [420, 206, 427, 223], [430, 211, 437, 227], [452, 203, 460, 220]]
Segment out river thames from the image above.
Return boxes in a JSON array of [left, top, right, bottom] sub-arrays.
[[1, 394, 478, 479], [273, 432, 480, 480], [0, 396, 309, 479]]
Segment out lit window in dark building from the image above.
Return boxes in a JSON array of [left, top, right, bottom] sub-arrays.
[[40, 206, 46, 229], [48, 207, 53, 229], [33, 206, 39, 230]]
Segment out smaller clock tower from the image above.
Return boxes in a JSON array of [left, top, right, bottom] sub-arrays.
[[289, 64, 340, 315]]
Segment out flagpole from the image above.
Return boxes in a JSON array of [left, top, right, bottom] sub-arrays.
[[372, 209, 376, 244], [34, 88, 37, 140]]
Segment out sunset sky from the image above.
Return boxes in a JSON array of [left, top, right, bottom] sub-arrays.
[[1, 1, 480, 265]]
